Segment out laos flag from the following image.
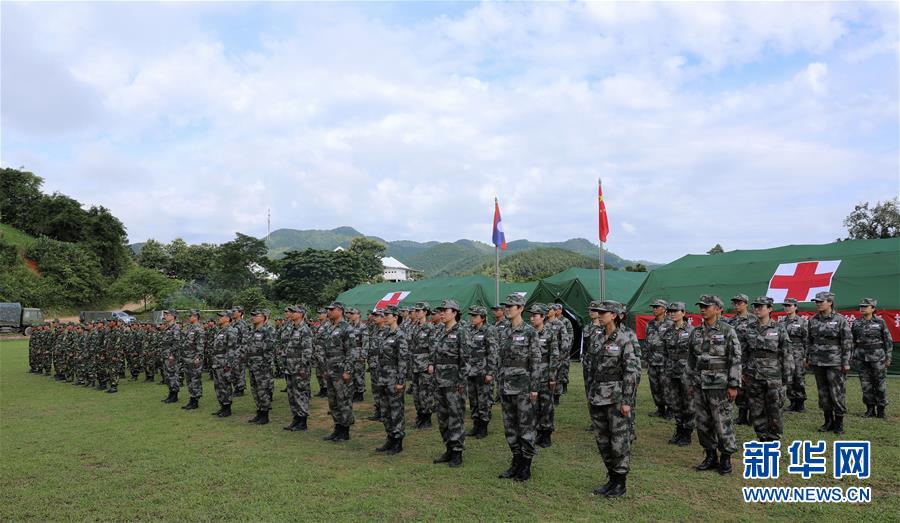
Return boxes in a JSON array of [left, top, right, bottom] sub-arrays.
[[492, 199, 507, 251]]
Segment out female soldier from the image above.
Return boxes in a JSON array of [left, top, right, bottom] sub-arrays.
[[375, 306, 409, 454], [664, 302, 694, 446]]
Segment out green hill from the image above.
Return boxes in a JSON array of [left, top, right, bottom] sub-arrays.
[[472, 247, 602, 282], [0, 223, 36, 255], [265, 227, 389, 259]]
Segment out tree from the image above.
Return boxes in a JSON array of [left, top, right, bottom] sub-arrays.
[[625, 263, 648, 272], [110, 266, 182, 311], [136, 239, 170, 272], [231, 286, 271, 313], [842, 199, 900, 240], [0, 168, 44, 229], [349, 236, 386, 282], [28, 237, 107, 306], [213, 233, 268, 289], [707, 244, 725, 255], [81, 205, 130, 277], [166, 238, 217, 282], [275, 248, 369, 306]]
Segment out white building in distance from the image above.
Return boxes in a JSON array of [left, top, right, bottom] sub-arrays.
[[382, 256, 418, 282]]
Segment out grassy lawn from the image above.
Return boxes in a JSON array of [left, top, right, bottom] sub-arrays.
[[1, 338, 897, 521]]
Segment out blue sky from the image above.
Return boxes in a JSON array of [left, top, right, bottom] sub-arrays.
[[1, 2, 897, 263]]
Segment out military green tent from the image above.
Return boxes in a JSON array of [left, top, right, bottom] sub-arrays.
[[527, 268, 649, 327], [337, 275, 495, 317]]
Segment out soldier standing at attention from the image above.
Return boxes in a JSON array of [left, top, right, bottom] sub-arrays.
[[105, 319, 125, 394], [346, 308, 367, 402], [663, 302, 694, 446], [548, 304, 572, 402], [643, 299, 671, 418], [779, 298, 809, 412], [726, 294, 756, 425], [313, 308, 330, 398], [465, 305, 498, 439], [586, 301, 640, 498], [529, 304, 559, 448], [283, 306, 314, 432], [410, 302, 436, 429], [807, 291, 853, 434], [429, 300, 469, 467], [319, 302, 355, 442], [161, 311, 183, 404], [180, 310, 206, 411], [495, 294, 541, 482], [688, 295, 741, 476], [245, 310, 276, 425], [211, 311, 238, 418], [852, 298, 892, 419], [230, 307, 249, 397], [744, 297, 792, 441], [366, 310, 386, 422], [374, 306, 409, 455]]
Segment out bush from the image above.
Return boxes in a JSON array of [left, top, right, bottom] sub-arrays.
[[27, 237, 107, 306]]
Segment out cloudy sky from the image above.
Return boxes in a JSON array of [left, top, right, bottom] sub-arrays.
[[2, 2, 897, 263]]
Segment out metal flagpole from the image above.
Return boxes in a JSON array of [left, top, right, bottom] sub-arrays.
[[598, 178, 605, 300], [495, 197, 500, 305]]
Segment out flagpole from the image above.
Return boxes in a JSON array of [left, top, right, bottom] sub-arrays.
[[598, 178, 606, 300], [495, 197, 500, 305]]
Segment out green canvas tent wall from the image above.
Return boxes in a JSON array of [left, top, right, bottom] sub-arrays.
[[527, 268, 649, 327], [626, 238, 900, 373], [337, 275, 494, 318]]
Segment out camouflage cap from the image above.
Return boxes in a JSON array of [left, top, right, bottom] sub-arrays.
[[414, 301, 431, 311], [731, 294, 749, 303], [752, 296, 774, 307], [189, 309, 201, 317], [528, 304, 548, 316], [164, 309, 178, 317], [216, 310, 230, 318], [782, 298, 799, 306], [589, 300, 605, 310], [325, 301, 345, 310], [550, 303, 563, 311], [346, 307, 359, 315], [594, 300, 623, 314], [490, 304, 504, 310], [383, 305, 399, 316], [232, 306, 244, 313], [650, 299, 669, 309], [666, 301, 686, 312], [369, 308, 384, 316], [317, 308, 326, 314], [286, 305, 306, 315], [468, 305, 488, 317], [859, 298, 877, 307], [502, 293, 526, 307], [696, 294, 725, 308], [438, 299, 460, 311], [812, 291, 835, 302]]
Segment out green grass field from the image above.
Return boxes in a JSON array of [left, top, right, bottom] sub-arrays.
[[1, 338, 897, 522]]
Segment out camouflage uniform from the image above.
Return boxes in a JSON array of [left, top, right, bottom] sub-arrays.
[[779, 307, 809, 408], [663, 307, 694, 443], [181, 321, 206, 401], [465, 312, 498, 433], [161, 320, 183, 396], [743, 299, 792, 441], [411, 311, 436, 425], [313, 318, 331, 396], [643, 310, 672, 416], [430, 306, 469, 458], [852, 299, 892, 416], [687, 296, 741, 466], [806, 293, 853, 430], [727, 304, 757, 422], [143, 325, 158, 380], [246, 318, 276, 415], [366, 319, 385, 420], [348, 316, 367, 400], [316, 308, 355, 436], [585, 301, 640, 497], [533, 307, 560, 445], [284, 316, 314, 428], [89, 325, 106, 386], [210, 318, 239, 412], [105, 324, 125, 392], [231, 316, 250, 395], [378, 321, 409, 444]]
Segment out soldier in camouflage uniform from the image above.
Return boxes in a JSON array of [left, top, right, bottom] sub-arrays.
[[726, 294, 757, 425], [273, 317, 286, 381], [318, 302, 355, 442], [494, 294, 541, 481], [105, 319, 125, 393], [125, 323, 141, 381], [210, 311, 238, 417], [366, 310, 386, 421], [643, 299, 672, 418], [410, 302, 436, 429], [489, 305, 509, 403], [143, 323, 157, 381], [429, 300, 469, 467], [465, 305, 498, 439], [779, 298, 809, 412], [374, 306, 409, 454], [313, 308, 330, 397], [245, 310, 276, 425], [585, 300, 640, 498], [852, 298, 892, 419], [663, 302, 694, 446], [204, 319, 217, 381], [89, 321, 105, 388], [548, 304, 573, 402], [346, 308, 367, 402], [160, 311, 183, 403], [180, 310, 206, 410], [807, 291, 853, 434], [687, 295, 741, 475], [744, 297, 792, 441], [73, 323, 91, 385], [230, 307, 249, 397], [529, 304, 559, 448], [283, 306, 314, 432]]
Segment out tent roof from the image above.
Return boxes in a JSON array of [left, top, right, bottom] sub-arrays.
[[526, 268, 648, 326]]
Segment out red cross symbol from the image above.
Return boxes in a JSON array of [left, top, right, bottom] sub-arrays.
[[769, 262, 834, 300], [375, 291, 408, 310]]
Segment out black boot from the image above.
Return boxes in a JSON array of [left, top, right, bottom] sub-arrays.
[[433, 444, 452, 464], [353, 391, 364, 402], [592, 467, 615, 496], [677, 428, 692, 447], [217, 404, 232, 417], [736, 407, 749, 425], [475, 420, 489, 439], [605, 472, 627, 498], [296, 416, 307, 431], [876, 405, 886, 419], [832, 415, 844, 435], [106, 386, 117, 393], [543, 431, 552, 448], [863, 405, 875, 418], [333, 424, 350, 441], [514, 457, 532, 481], [668, 425, 682, 444], [663, 406, 674, 420], [718, 453, 733, 475], [248, 410, 262, 423], [256, 410, 269, 425], [818, 410, 834, 432], [553, 394, 560, 406], [795, 400, 805, 413], [182, 397, 199, 410], [649, 404, 665, 417], [212, 404, 224, 416], [449, 449, 463, 468], [162, 390, 175, 403], [696, 449, 718, 471], [387, 437, 403, 455], [284, 415, 302, 431], [316, 388, 328, 397], [323, 425, 340, 441], [466, 420, 480, 437], [535, 430, 547, 448], [499, 454, 522, 479], [419, 413, 432, 429], [376, 436, 395, 452], [367, 410, 382, 422]]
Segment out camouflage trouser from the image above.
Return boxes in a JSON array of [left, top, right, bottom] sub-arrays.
[[64, 351, 74, 380], [746, 377, 784, 440], [787, 349, 806, 401], [467, 375, 493, 422], [211, 355, 233, 406], [315, 367, 327, 394], [648, 365, 668, 408], [353, 360, 366, 396], [248, 357, 274, 411], [126, 351, 140, 378], [858, 360, 888, 407], [501, 393, 537, 458], [369, 366, 383, 416], [694, 388, 736, 454], [666, 376, 694, 430], [812, 366, 846, 415], [412, 371, 435, 415], [325, 374, 354, 426], [557, 356, 571, 389], [233, 358, 247, 393], [286, 371, 311, 418], [377, 384, 406, 438], [435, 386, 466, 451], [165, 356, 181, 392], [536, 385, 555, 432], [107, 357, 123, 388], [590, 403, 632, 474], [144, 354, 157, 379], [180, 356, 203, 399]]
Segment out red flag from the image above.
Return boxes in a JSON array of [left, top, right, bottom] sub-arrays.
[[598, 181, 609, 243]]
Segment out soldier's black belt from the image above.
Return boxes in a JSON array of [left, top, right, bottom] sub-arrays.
[[698, 361, 727, 371], [595, 371, 623, 381], [815, 339, 840, 346]]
